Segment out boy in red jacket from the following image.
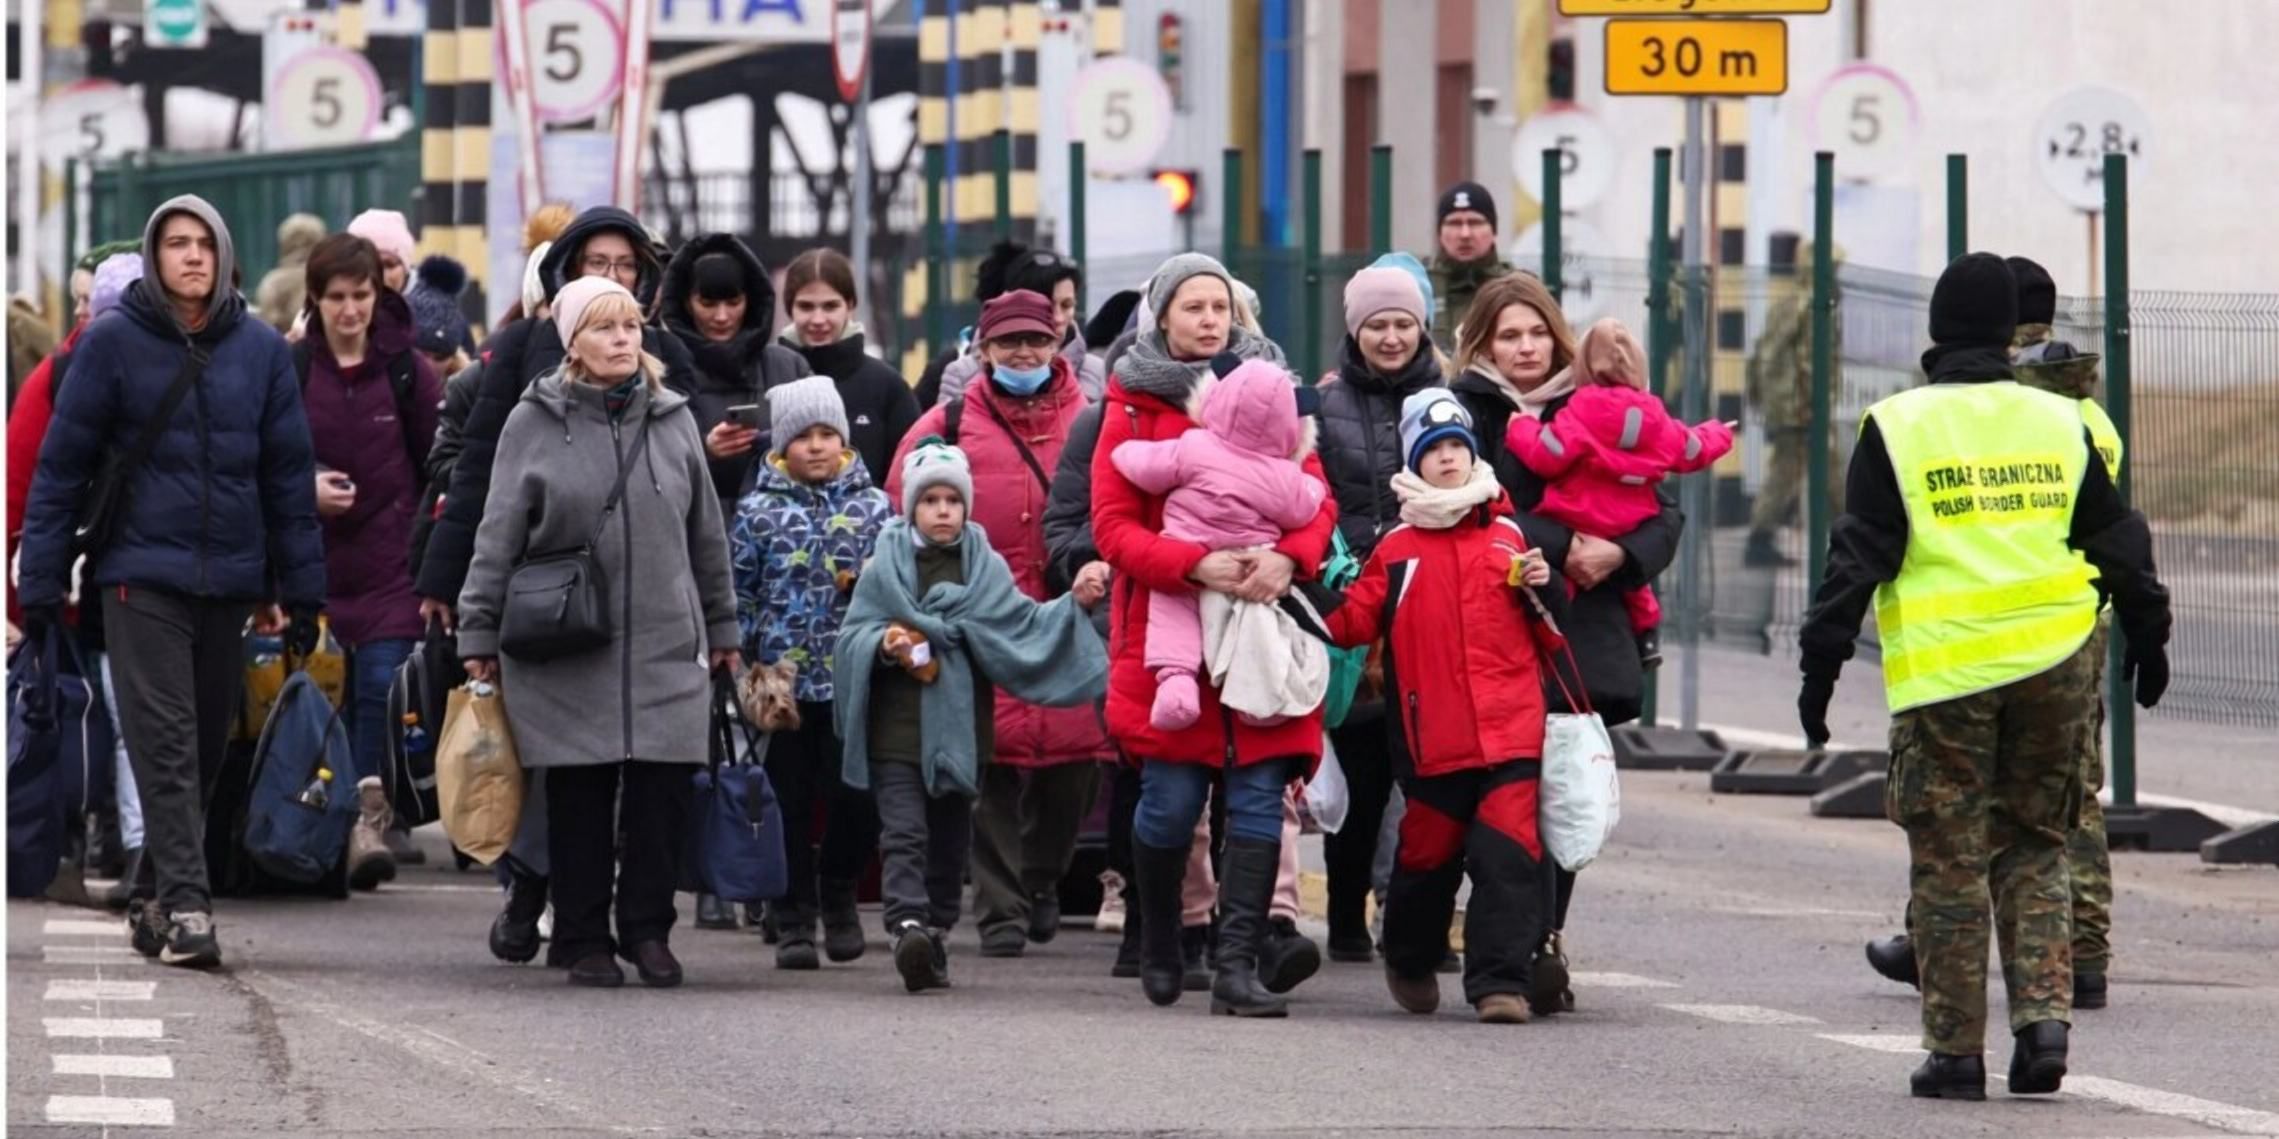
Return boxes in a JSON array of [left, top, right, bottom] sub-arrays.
[[1286, 389, 1564, 1024]]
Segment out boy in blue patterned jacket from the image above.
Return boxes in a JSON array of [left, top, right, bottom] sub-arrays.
[[731, 376, 895, 969]]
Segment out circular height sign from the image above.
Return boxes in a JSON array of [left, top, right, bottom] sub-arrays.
[[2034, 86, 2150, 213], [1514, 104, 1616, 210], [268, 47, 382, 149], [1809, 63, 1918, 182], [524, 0, 624, 124], [1070, 58, 1173, 177]]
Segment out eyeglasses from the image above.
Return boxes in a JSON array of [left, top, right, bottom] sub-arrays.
[[991, 332, 1055, 350], [584, 256, 642, 277]]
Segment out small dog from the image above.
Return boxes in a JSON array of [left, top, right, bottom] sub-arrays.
[[738, 658, 802, 733]]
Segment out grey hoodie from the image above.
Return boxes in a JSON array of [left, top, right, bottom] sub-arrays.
[[138, 194, 242, 334]]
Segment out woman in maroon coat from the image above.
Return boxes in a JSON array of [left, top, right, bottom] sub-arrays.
[[298, 234, 443, 889]]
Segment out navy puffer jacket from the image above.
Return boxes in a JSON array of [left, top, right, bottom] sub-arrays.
[[17, 204, 324, 608]]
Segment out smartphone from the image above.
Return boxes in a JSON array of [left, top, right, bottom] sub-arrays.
[[725, 404, 764, 429]]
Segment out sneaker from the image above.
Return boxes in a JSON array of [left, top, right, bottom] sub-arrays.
[[348, 777, 398, 891], [979, 925, 1028, 958], [928, 928, 952, 989], [159, 911, 222, 970], [776, 935, 821, 971], [126, 900, 166, 958], [893, 921, 937, 993], [1094, 871, 1126, 933]]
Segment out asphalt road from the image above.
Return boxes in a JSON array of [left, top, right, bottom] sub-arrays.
[[11, 759, 2278, 1138]]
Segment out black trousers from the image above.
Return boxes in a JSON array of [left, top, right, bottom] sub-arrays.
[[102, 588, 252, 915], [1383, 761, 1546, 1005], [971, 762, 1101, 936], [546, 761, 692, 963], [765, 702, 879, 922], [1324, 718, 1397, 942], [871, 761, 973, 932]]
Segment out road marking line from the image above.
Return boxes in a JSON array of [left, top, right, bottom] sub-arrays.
[[1818, 1033, 1922, 1054], [53, 1054, 175, 1079], [2063, 1076, 2279, 1137], [379, 883, 503, 894], [43, 945, 141, 964], [44, 1017, 163, 1039], [1661, 1003, 1821, 1026], [1712, 906, 1886, 919], [1571, 971, 1679, 989], [44, 918, 127, 937], [45, 1094, 175, 1126], [47, 980, 157, 1002]]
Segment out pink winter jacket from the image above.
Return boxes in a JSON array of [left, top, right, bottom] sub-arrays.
[[1506, 383, 1735, 537], [1109, 360, 1325, 550]]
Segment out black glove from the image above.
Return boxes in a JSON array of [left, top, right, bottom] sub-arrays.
[[284, 605, 323, 659], [19, 604, 60, 643], [1798, 663, 1838, 749], [2123, 641, 2168, 710]]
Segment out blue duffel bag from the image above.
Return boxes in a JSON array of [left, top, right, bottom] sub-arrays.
[[7, 626, 115, 898], [686, 670, 788, 905]]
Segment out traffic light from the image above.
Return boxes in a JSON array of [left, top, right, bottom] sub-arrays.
[[1158, 13, 1185, 107], [1152, 168, 1199, 215]]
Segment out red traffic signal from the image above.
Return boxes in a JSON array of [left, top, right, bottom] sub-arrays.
[[1152, 168, 1199, 214]]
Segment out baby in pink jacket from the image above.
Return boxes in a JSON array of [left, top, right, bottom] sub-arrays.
[[1506, 318, 1734, 667], [1110, 359, 1326, 730]]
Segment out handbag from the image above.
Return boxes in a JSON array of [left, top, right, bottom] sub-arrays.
[[72, 345, 210, 558], [1537, 636, 1620, 872], [687, 670, 788, 904], [498, 417, 651, 661]]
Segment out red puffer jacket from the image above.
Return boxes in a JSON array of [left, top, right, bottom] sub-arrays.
[[1306, 496, 1564, 777], [887, 357, 1110, 768], [1091, 376, 1337, 770]]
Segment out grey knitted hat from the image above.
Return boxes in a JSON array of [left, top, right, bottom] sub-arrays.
[[766, 375, 851, 451], [1144, 252, 1236, 324], [900, 436, 975, 518]]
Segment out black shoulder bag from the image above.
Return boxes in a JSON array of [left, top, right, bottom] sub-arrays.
[[72, 344, 211, 559], [498, 416, 653, 661]]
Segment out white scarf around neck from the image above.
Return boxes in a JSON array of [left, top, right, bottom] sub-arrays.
[[1516, 365, 1579, 417], [1390, 459, 1503, 530]]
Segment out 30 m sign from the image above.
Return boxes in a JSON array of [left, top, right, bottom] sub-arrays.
[[1604, 19, 1788, 96]]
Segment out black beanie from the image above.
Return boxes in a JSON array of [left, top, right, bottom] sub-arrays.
[[691, 252, 747, 301], [1929, 253, 2018, 350], [1008, 247, 1081, 297], [1438, 181, 1498, 232], [2005, 256, 2057, 326]]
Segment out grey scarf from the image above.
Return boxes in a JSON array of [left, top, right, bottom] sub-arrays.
[[1115, 323, 1285, 401]]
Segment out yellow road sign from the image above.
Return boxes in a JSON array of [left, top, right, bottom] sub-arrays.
[[1560, 0, 1827, 13], [1604, 19, 1788, 96]]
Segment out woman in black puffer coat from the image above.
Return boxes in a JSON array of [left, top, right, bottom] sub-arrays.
[[778, 248, 919, 483], [656, 233, 813, 507], [1312, 264, 1447, 965]]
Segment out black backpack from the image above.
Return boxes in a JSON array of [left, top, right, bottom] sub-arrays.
[[292, 338, 426, 474]]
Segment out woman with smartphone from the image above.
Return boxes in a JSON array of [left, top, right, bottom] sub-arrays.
[[655, 233, 813, 507]]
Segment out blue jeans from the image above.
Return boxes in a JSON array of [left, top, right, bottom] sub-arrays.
[[344, 638, 415, 786], [1134, 758, 1296, 850]]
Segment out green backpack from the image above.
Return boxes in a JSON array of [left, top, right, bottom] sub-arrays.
[[1320, 530, 1369, 729]]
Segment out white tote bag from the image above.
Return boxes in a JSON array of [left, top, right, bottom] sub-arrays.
[[1537, 638, 1620, 872], [1304, 733, 1351, 835]]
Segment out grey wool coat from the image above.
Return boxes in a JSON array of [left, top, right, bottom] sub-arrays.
[[455, 372, 741, 767]]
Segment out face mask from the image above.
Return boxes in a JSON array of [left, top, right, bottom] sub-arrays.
[[992, 362, 1052, 396]]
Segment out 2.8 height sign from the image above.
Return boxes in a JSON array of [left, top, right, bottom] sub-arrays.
[[1603, 18, 1788, 96]]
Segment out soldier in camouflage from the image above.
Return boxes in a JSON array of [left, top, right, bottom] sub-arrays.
[[1743, 241, 1845, 567], [1426, 181, 1514, 350], [1863, 257, 2120, 1006], [1797, 253, 2171, 1101]]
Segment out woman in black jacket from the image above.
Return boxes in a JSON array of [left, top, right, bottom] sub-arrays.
[[1313, 264, 1447, 966], [655, 233, 813, 506], [1448, 271, 1683, 1017], [778, 248, 918, 482]]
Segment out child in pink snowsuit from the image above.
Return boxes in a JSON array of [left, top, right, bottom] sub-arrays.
[[1506, 318, 1734, 666], [1109, 359, 1326, 730]]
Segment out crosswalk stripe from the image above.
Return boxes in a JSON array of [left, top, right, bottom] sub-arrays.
[[43, 945, 140, 965], [45, 918, 128, 937], [2063, 1076, 2279, 1137], [1817, 1033, 1922, 1054], [53, 1054, 175, 1079], [43, 1017, 163, 1039], [46, 980, 157, 1002], [1570, 971, 1679, 989], [46, 1095, 175, 1126], [1660, 1003, 1821, 1026]]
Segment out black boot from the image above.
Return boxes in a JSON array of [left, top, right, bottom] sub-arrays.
[[489, 869, 547, 964], [1743, 529, 1796, 568], [2008, 1020, 2068, 1095], [1259, 917, 1322, 995], [1132, 840, 1189, 1006], [1112, 915, 1144, 978], [820, 879, 866, 962], [775, 908, 820, 970], [1181, 925, 1214, 990], [1209, 837, 1290, 1018], [1910, 1053, 1987, 1101], [2074, 970, 2108, 1010], [1866, 934, 1920, 988]]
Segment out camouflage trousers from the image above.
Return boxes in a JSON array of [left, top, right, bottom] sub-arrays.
[[1748, 427, 1846, 536], [1886, 639, 2097, 1054]]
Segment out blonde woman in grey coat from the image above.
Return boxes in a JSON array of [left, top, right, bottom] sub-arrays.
[[458, 277, 742, 989]]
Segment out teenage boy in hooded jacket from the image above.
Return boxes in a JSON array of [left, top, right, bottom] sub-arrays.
[[1285, 389, 1565, 1025]]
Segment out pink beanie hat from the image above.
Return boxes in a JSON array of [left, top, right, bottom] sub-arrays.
[[552, 275, 634, 344], [346, 209, 417, 267], [1342, 265, 1429, 337]]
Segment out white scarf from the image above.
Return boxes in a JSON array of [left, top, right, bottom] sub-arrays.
[[1516, 365, 1579, 417], [1390, 459, 1503, 531]]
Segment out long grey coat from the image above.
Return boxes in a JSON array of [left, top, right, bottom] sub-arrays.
[[455, 373, 741, 767]]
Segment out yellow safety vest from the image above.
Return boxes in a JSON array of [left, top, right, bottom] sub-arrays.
[[2080, 398, 2124, 479], [1868, 382, 2102, 712]]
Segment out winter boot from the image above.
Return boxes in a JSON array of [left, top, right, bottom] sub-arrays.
[[820, 879, 866, 962], [1180, 925, 1213, 991], [2008, 1021, 2069, 1095], [1743, 529, 1796, 568], [1259, 917, 1322, 995], [2074, 970, 2108, 1010], [489, 868, 548, 964], [1028, 889, 1062, 944], [1094, 869, 1127, 933], [1910, 1053, 1987, 1101], [348, 777, 399, 891], [693, 893, 738, 930], [1209, 838, 1290, 1018], [1112, 915, 1144, 978], [1132, 840, 1190, 1006], [104, 848, 142, 912], [1529, 930, 1573, 1016], [1866, 934, 1920, 988], [775, 908, 821, 970]]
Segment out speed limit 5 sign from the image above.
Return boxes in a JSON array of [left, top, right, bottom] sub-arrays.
[[268, 46, 383, 149], [1070, 58, 1173, 177]]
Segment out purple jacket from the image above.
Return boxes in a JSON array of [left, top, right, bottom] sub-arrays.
[[302, 289, 443, 646]]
